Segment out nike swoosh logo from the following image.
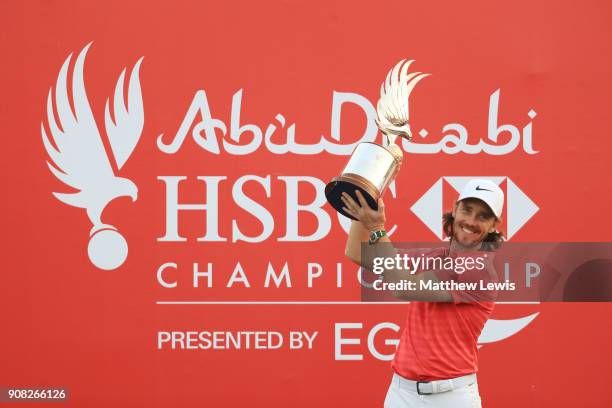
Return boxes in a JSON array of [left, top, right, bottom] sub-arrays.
[[475, 185, 493, 192]]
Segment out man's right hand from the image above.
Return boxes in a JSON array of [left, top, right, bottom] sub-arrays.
[[340, 190, 386, 232]]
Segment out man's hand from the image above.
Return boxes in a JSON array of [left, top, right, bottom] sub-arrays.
[[340, 190, 386, 231]]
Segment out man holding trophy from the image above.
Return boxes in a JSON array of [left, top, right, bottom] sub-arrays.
[[325, 60, 504, 407]]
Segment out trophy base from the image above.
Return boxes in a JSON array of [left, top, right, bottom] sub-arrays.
[[325, 173, 379, 221]]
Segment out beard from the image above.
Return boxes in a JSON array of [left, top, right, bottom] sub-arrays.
[[451, 222, 487, 249]]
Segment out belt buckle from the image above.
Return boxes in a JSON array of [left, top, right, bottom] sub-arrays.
[[416, 381, 432, 395]]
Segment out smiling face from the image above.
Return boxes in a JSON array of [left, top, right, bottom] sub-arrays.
[[451, 198, 500, 249]]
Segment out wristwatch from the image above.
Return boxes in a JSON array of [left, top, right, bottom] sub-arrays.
[[368, 230, 387, 245]]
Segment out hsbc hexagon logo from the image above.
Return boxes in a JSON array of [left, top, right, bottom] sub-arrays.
[[411, 176, 539, 240]]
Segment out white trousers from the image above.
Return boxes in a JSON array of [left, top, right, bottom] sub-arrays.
[[384, 373, 482, 408]]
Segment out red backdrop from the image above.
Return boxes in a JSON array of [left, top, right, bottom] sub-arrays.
[[2, 0, 612, 406]]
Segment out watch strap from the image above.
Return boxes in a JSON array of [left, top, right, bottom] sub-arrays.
[[369, 230, 387, 245]]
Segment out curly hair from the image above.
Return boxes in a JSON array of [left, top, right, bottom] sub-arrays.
[[442, 211, 505, 251]]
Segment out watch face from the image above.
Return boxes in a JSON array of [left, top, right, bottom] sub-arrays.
[[368, 232, 376, 244], [369, 231, 384, 244]]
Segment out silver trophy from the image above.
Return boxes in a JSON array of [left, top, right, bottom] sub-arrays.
[[325, 59, 429, 219]]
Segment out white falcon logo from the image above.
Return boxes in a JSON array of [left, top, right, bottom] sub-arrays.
[[41, 43, 144, 270]]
